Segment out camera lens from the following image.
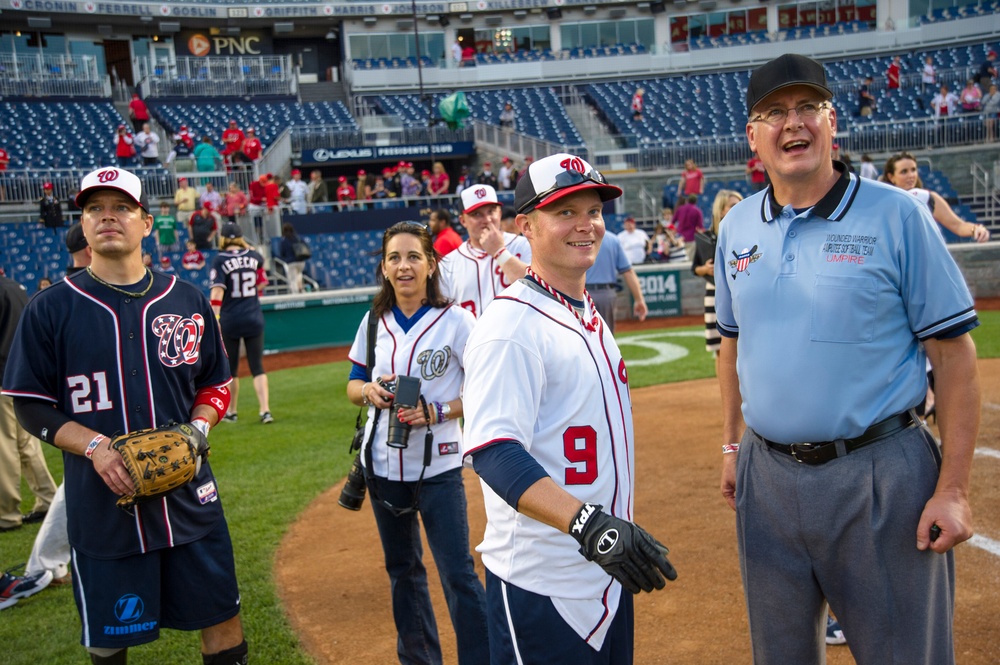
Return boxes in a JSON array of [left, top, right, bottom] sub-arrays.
[[386, 409, 412, 449], [338, 453, 367, 511]]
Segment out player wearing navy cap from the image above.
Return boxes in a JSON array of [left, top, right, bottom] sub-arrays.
[[716, 54, 980, 664], [1, 167, 247, 664], [437, 184, 531, 318], [210, 222, 272, 424], [463, 153, 676, 664]]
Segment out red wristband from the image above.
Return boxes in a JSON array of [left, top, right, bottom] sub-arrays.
[[210, 298, 223, 308]]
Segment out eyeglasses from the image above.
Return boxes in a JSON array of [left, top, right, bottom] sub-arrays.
[[749, 101, 832, 125], [517, 168, 609, 214]]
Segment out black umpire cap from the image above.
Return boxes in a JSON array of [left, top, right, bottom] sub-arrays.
[[65, 222, 88, 253], [745, 53, 833, 116]]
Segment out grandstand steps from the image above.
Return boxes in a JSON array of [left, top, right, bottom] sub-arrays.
[[564, 99, 621, 161], [299, 81, 351, 106]]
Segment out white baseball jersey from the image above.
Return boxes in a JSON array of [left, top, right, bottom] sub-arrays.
[[438, 233, 532, 318], [348, 305, 476, 481], [463, 278, 635, 608]]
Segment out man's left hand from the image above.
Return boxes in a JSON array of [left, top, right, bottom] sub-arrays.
[[916, 489, 973, 553]]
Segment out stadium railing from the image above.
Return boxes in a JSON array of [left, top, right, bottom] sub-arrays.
[[472, 120, 586, 165], [135, 55, 296, 98], [0, 53, 109, 97]]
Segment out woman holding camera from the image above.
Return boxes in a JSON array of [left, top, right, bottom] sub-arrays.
[[346, 222, 488, 665]]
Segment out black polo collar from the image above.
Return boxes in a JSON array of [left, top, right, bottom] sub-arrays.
[[762, 160, 860, 222]]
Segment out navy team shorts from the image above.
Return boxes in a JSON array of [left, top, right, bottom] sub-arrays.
[[70, 517, 241, 649]]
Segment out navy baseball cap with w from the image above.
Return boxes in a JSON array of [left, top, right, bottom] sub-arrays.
[[514, 153, 622, 214], [745, 53, 832, 116], [75, 167, 149, 212]]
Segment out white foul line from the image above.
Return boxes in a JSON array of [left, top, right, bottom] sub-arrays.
[[975, 448, 1000, 460], [968, 534, 1000, 558]]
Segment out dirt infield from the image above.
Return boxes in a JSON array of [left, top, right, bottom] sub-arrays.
[[273, 314, 999, 665]]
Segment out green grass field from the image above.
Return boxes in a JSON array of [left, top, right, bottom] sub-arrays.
[[2, 313, 997, 664]]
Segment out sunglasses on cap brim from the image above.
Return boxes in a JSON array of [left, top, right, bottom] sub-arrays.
[[518, 168, 616, 214]]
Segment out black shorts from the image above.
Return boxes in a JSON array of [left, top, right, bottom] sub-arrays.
[[70, 518, 241, 649]]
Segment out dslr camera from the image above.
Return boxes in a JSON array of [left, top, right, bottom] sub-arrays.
[[383, 375, 422, 449]]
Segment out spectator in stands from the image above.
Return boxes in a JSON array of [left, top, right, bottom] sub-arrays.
[[176, 125, 194, 151], [746, 153, 767, 192], [158, 256, 176, 274], [886, 55, 901, 94], [959, 79, 982, 113], [461, 43, 476, 67], [237, 128, 263, 163], [429, 161, 450, 196], [181, 239, 205, 271], [454, 165, 473, 194], [419, 170, 433, 198], [276, 175, 291, 211], [679, 158, 705, 202], [357, 169, 372, 201], [651, 221, 685, 263], [498, 157, 515, 191], [223, 181, 248, 224], [475, 162, 497, 189], [37, 183, 64, 232], [153, 201, 179, 254], [616, 215, 651, 265], [931, 84, 958, 118], [277, 223, 307, 294], [174, 177, 198, 217], [371, 175, 389, 200], [114, 125, 136, 167], [920, 55, 936, 95], [428, 208, 463, 257], [194, 136, 223, 181], [220, 120, 245, 162], [692, 189, 742, 374], [0, 145, 7, 201], [188, 202, 221, 250], [249, 173, 268, 219], [859, 154, 879, 180], [452, 38, 462, 67], [499, 101, 516, 130], [857, 76, 876, 117], [983, 83, 1000, 141], [398, 166, 420, 200], [335, 175, 355, 206], [307, 170, 328, 209], [286, 170, 308, 214], [199, 182, 222, 212], [673, 195, 705, 260], [142, 251, 154, 271], [978, 50, 997, 96], [166, 131, 193, 167], [883, 152, 990, 243], [37, 277, 52, 291], [631, 87, 645, 121], [127, 93, 150, 133], [265, 174, 282, 236], [134, 123, 160, 167]]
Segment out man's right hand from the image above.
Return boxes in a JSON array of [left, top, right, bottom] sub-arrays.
[[91, 439, 135, 497]]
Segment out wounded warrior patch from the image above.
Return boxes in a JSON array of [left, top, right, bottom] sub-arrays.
[[729, 245, 761, 280]]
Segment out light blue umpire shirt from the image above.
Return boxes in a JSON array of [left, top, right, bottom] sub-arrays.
[[586, 232, 632, 286], [714, 163, 979, 444]]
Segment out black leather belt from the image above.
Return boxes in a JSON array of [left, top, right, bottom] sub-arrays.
[[758, 410, 918, 465], [586, 284, 616, 290]]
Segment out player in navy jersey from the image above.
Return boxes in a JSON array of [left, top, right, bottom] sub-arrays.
[[210, 223, 273, 424], [1, 167, 247, 665]]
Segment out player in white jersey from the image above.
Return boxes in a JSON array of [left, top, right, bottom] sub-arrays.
[[462, 153, 676, 664], [438, 184, 531, 318]]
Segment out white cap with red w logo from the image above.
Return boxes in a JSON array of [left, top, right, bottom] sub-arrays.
[[76, 167, 149, 211], [460, 183, 499, 214]]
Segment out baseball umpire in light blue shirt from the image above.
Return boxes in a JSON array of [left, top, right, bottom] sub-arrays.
[[584, 232, 648, 333], [715, 54, 980, 665]]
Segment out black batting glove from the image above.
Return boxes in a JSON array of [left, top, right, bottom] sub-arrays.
[[569, 502, 678, 594]]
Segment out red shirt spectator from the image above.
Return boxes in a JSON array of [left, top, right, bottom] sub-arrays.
[[433, 226, 463, 257], [264, 175, 281, 210], [631, 88, 645, 120], [746, 155, 766, 191], [249, 175, 267, 206], [239, 129, 262, 162], [128, 94, 149, 132], [221, 120, 245, 157], [680, 159, 705, 198], [176, 125, 194, 150], [0, 147, 9, 171], [887, 56, 901, 92], [335, 176, 356, 203], [114, 125, 136, 165]]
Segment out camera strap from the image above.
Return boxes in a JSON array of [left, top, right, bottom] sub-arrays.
[[359, 311, 434, 517]]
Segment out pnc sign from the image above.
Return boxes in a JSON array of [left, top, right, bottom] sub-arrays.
[[178, 31, 270, 57]]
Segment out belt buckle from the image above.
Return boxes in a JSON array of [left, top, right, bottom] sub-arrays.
[[789, 442, 817, 463]]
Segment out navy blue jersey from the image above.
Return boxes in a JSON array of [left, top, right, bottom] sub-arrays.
[[1, 269, 231, 558], [210, 248, 266, 338]]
